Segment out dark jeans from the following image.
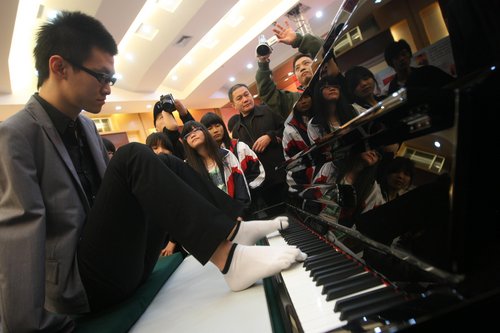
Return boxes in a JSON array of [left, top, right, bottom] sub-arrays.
[[77, 143, 242, 311]]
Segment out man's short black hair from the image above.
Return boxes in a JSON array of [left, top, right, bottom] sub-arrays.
[[34, 11, 118, 89], [384, 39, 412, 68], [228, 83, 249, 102]]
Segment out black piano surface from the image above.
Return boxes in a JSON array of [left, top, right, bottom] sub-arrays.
[[253, 0, 500, 331]]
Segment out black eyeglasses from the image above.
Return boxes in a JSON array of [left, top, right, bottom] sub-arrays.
[[183, 127, 202, 140], [65, 58, 117, 86]]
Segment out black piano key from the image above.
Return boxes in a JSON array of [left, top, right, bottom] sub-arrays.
[[324, 275, 381, 300], [286, 237, 318, 247], [308, 256, 351, 274], [305, 253, 346, 270], [305, 245, 333, 256], [316, 266, 365, 286], [300, 241, 330, 252], [341, 295, 409, 322], [337, 289, 402, 318], [305, 250, 343, 264], [334, 286, 396, 312], [312, 261, 356, 281], [322, 273, 372, 294]]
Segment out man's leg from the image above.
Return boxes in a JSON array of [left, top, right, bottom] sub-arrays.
[[78, 143, 236, 310], [78, 143, 304, 311]]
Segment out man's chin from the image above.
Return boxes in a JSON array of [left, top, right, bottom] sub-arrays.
[[301, 75, 312, 86], [83, 107, 102, 115]]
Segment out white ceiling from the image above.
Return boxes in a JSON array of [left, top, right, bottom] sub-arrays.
[[0, 0, 343, 118]]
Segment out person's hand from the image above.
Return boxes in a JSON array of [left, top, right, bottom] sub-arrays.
[[272, 20, 297, 45], [160, 241, 177, 256], [257, 54, 271, 63], [252, 134, 272, 153], [156, 111, 178, 132], [174, 99, 188, 116]]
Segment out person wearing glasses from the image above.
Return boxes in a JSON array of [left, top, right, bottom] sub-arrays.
[[181, 121, 251, 209], [0, 11, 306, 332]]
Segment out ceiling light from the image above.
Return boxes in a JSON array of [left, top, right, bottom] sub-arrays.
[[115, 106, 122, 111], [146, 104, 152, 109], [229, 77, 235, 82], [246, 63, 253, 69], [135, 23, 159, 41], [172, 75, 178, 81], [374, 0, 382, 3], [315, 11, 323, 18], [434, 141, 441, 148], [157, 0, 182, 13], [226, 15, 244, 28], [200, 35, 219, 49], [125, 53, 134, 61]]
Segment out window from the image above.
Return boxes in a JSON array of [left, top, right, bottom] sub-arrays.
[[401, 146, 445, 174], [92, 118, 112, 133]]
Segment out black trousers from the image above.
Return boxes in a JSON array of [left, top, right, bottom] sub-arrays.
[[77, 143, 242, 311]]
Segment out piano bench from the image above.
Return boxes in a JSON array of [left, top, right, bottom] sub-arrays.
[[74, 253, 184, 333]]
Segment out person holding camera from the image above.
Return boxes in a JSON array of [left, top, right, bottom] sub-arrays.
[[153, 95, 194, 159], [255, 20, 323, 119]]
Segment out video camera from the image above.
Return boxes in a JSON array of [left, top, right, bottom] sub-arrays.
[[158, 93, 176, 113]]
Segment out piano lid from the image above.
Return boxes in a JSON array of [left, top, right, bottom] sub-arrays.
[[282, 0, 500, 291]]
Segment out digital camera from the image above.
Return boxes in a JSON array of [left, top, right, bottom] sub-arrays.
[[158, 93, 176, 113]]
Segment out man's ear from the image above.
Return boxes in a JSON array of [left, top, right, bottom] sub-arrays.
[[48, 55, 66, 78]]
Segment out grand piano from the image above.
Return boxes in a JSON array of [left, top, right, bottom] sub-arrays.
[[256, 0, 500, 332]]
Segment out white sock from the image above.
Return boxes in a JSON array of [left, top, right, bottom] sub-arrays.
[[223, 244, 307, 291], [231, 216, 289, 245]]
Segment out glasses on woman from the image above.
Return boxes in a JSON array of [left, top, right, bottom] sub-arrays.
[[183, 127, 202, 140]]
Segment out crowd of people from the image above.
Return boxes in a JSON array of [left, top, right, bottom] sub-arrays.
[[0, 8, 457, 332]]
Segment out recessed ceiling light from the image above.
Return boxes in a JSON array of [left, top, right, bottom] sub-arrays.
[[226, 15, 244, 28], [135, 23, 159, 41], [172, 75, 178, 81], [434, 141, 441, 148], [115, 106, 122, 111], [157, 0, 182, 13], [246, 63, 253, 69], [125, 53, 134, 61], [229, 77, 235, 82], [200, 35, 219, 49], [315, 11, 323, 18], [374, 0, 382, 3]]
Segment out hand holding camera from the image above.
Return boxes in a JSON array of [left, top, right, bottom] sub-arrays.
[[158, 94, 176, 113], [157, 94, 188, 116]]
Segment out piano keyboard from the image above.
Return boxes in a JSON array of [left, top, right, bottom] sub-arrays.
[[266, 217, 408, 333]]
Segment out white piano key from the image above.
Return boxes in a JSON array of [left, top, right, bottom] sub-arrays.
[[267, 233, 387, 332]]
